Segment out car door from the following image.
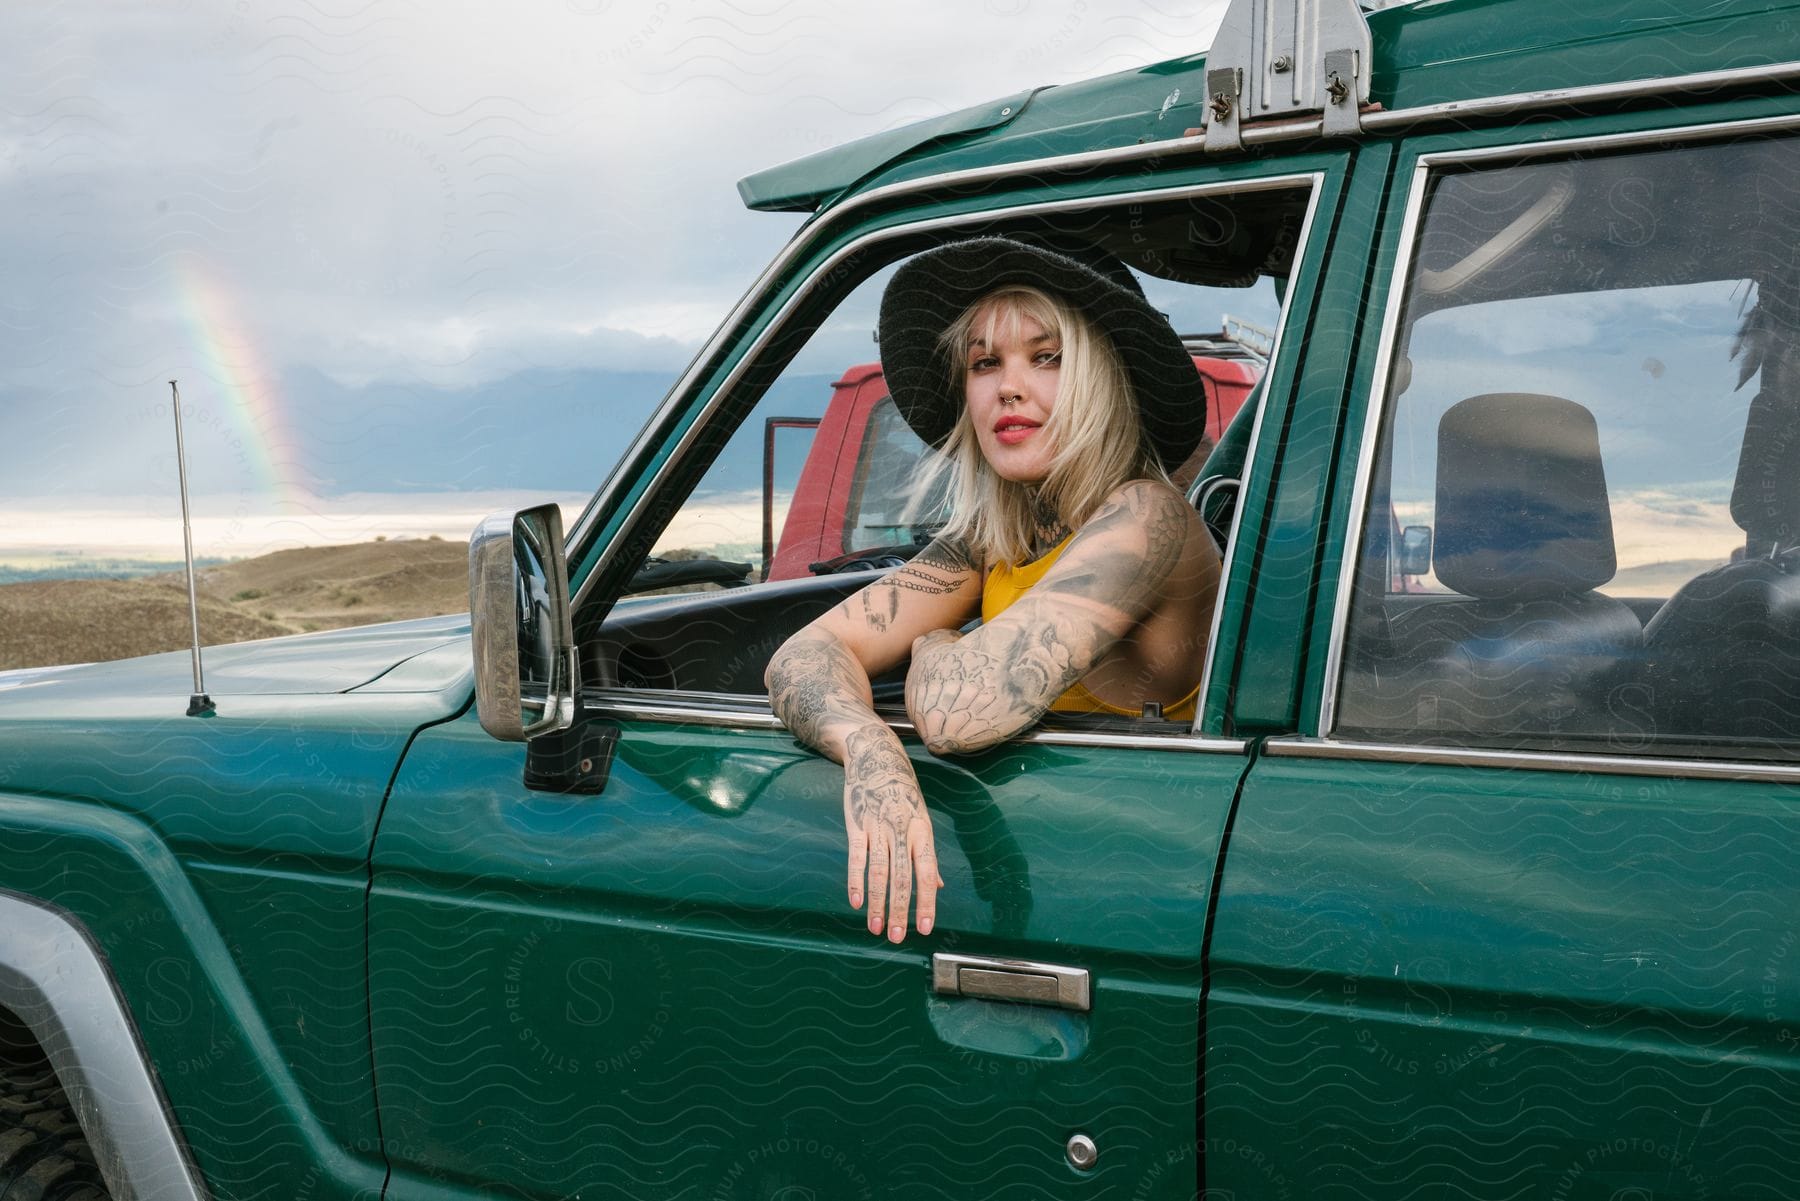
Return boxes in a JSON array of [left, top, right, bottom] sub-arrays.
[[366, 158, 1348, 1200], [1205, 103, 1800, 1198]]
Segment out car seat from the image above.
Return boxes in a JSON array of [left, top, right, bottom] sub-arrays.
[[1638, 381, 1800, 743], [1353, 393, 1641, 738]]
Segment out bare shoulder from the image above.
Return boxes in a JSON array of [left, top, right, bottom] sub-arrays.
[[1026, 479, 1204, 622], [1069, 478, 1203, 559]]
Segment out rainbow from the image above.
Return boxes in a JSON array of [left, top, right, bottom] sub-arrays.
[[170, 261, 308, 502]]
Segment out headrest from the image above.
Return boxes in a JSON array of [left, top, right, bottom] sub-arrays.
[[1730, 387, 1800, 549], [1433, 393, 1615, 601]]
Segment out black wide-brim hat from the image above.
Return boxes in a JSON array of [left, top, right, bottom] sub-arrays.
[[877, 236, 1208, 470]]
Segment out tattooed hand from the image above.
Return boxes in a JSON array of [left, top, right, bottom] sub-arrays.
[[843, 725, 943, 942], [764, 533, 981, 938]]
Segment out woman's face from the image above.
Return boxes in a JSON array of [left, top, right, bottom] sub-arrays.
[[962, 305, 1062, 484]]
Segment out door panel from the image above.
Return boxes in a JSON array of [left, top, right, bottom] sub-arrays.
[[370, 707, 1246, 1200], [1207, 111, 1800, 1200], [1206, 754, 1800, 1199]]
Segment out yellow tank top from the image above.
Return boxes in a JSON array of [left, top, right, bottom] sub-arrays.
[[980, 535, 1199, 722]]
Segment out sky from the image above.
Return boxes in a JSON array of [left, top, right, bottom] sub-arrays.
[[0, 0, 1235, 564]]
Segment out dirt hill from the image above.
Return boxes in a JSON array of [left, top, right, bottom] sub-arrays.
[[0, 539, 469, 671]]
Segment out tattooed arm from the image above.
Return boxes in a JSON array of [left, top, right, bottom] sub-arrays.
[[764, 535, 984, 942], [905, 480, 1194, 755]]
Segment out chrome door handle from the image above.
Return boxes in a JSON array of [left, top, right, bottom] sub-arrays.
[[931, 953, 1091, 1012]]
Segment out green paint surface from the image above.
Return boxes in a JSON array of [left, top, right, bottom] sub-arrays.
[[1208, 755, 1800, 1199], [369, 709, 1246, 1199]]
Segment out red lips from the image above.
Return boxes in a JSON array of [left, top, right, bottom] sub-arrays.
[[993, 418, 1040, 446]]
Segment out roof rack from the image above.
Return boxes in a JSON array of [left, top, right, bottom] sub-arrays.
[[1182, 315, 1276, 362], [1204, 0, 1374, 152]]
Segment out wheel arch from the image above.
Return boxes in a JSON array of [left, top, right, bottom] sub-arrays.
[[0, 888, 207, 1201]]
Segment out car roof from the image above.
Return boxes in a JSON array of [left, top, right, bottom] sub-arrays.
[[737, 0, 1800, 214]]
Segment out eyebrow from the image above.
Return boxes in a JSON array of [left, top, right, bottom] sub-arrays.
[[966, 332, 1059, 348]]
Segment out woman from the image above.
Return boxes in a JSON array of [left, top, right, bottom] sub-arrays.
[[765, 236, 1223, 944]]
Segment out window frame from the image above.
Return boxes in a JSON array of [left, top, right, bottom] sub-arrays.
[[1318, 110, 1800, 773], [571, 170, 1330, 746]]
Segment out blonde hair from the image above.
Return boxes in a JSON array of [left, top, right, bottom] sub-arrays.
[[921, 285, 1166, 567]]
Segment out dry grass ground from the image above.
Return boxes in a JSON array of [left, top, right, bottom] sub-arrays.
[[0, 539, 469, 670]]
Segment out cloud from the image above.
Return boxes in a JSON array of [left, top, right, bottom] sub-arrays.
[[1, 0, 1227, 388], [0, 0, 1230, 514]]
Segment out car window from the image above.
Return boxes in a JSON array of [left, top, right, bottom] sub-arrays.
[[602, 190, 1302, 696], [841, 395, 951, 558], [635, 265, 901, 592], [1336, 130, 1800, 761]]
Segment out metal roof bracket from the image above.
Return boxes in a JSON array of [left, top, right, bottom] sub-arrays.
[[1204, 67, 1246, 152], [1321, 47, 1364, 135], [1202, 0, 1373, 146]]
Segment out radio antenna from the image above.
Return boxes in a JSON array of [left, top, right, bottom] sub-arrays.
[[169, 380, 214, 716]]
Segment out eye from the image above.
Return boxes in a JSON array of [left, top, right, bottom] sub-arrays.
[[968, 354, 999, 372], [1033, 349, 1062, 367]]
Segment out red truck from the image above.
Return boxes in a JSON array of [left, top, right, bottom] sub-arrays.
[[763, 334, 1264, 580]]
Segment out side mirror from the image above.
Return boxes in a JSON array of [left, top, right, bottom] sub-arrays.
[[1398, 524, 1434, 577], [469, 504, 577, 741]]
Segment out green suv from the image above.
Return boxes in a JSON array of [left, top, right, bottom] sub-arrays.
[[3, 1, 1798, 1197]]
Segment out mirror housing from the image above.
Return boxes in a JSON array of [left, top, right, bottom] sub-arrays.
[[469, 504, 578, 741], [1398, 524, 1434, 578]]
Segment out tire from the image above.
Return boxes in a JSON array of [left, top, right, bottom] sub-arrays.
[[0, 1057, 111, 1201]]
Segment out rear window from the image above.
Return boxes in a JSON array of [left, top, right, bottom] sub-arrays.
[[1337, 130, 1800, 761]]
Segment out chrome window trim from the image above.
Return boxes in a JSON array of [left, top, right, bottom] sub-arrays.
[[1197, 178, 1326, 731], [1319, 111, 1800, 739], [1360, 60, 1800, 139], [569, 58, 1800, 572], [1267, 736, 1800, 784], [0, 890, 206, 1201], [583, 688, 1249, 754], [1406, 109, 1800, 167], [1315, 154, 1431, 735]]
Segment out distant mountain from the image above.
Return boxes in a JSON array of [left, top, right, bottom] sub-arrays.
[[282, 365, 677, 494], [0, 558, 231, 585], [282, 365, 840, 497], [0, 363, 846, 507]]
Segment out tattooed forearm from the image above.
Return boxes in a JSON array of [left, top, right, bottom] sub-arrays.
[[844, 724, 913, 787], [766, 629, 877, 754], [906, 614, 1085, 754]]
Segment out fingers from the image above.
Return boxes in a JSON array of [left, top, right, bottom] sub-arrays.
[[911, 818, 940, 938], [846, 826, 868, 910], [887, 823, 911, 944], [864, 817, 891, 939], [855, 813, 944, 944], [839, 735, 943, 942]]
